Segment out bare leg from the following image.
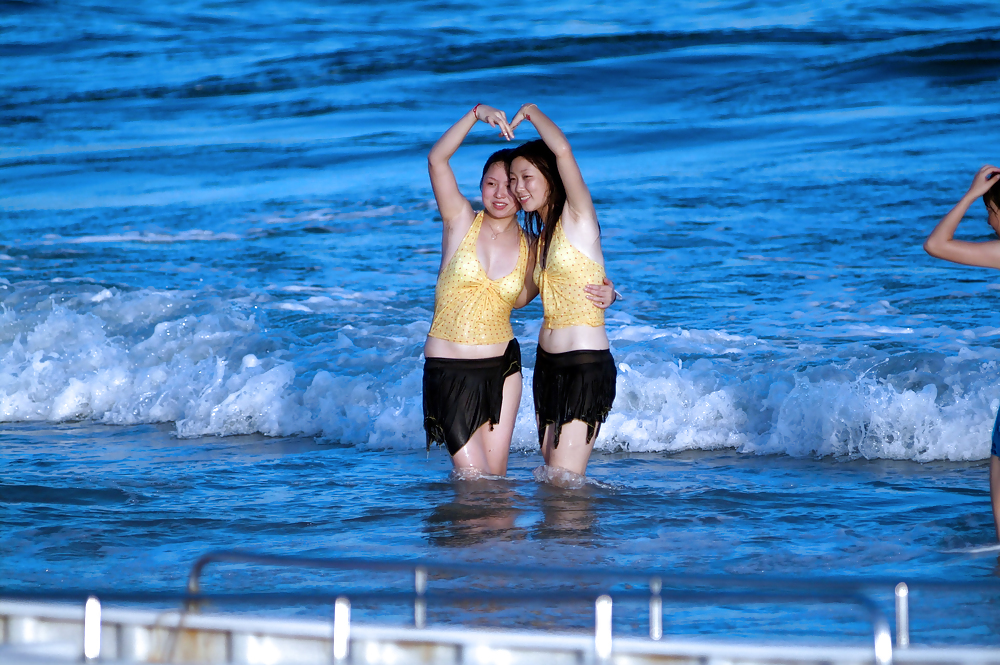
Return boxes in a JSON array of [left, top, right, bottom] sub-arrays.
[[545, 420, 595, 477], [990, 455, 1000, 541], [538, 416, 549, 465], [539, 420, 554, 466], [478, 372, 521, 476], [450, 438, 491, 475], [451, 373, 522, 477]]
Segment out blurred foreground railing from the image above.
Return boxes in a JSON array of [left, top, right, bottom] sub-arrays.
[[4, 549, 1000, 665]]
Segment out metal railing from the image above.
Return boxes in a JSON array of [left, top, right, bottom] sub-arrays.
[[4, 587, 892, 665], [7, 550, 1000, 665], [183, 550, 915, 665]]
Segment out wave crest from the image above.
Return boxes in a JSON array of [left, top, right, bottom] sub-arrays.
[[1, 283, 998, 462]]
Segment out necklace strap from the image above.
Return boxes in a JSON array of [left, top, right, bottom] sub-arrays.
[[484, 216, 513, 236]]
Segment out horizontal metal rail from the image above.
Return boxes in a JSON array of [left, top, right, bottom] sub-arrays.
[[0, 587, 894, 665], [0, 586, 891, 608], [184, 550, 1000, 595]]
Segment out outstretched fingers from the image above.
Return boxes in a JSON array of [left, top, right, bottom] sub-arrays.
[[485, 114, 513, 140], [508, 103, 537, 132], [473, 104, 514, 140], [508, 108, 528, 132]]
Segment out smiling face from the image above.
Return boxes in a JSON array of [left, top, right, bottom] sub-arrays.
[[509, 156, 551, 214], [480, 161, 518, 219]]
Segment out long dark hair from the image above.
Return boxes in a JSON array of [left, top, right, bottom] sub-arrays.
[[986, 175, 1000, 212], [481, 148, 514, 188], [508, 139, 565, 269]]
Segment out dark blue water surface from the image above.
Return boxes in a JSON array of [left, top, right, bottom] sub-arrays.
[[3, 0, 1000, 646]]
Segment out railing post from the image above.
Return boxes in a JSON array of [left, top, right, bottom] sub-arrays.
[[595, 595, 613, 663], [648, 577, 662, 641], [414, 566, 427, 628], [187, 554, 212, 594], [332, 596, 351, 663], [873, 611, 893, 665], [894, 583, 909, 648], [84, 596, 101, 662]]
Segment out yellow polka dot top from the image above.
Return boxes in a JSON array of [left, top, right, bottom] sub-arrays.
[[533, 219, 606, 329], [428, 211, 528, 345]]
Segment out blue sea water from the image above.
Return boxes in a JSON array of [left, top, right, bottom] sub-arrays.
[[3, 0, 1000, 646]]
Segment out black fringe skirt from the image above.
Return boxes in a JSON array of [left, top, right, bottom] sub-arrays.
[[533, 346, 616, 448], [423, 339, 521, 456]]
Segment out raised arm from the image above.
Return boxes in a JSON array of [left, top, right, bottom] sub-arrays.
[[509, 104, 596, 225], [924, 165, 1000, 269], [428, 104, 513, 225]]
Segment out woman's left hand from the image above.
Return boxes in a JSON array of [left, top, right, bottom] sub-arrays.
[[585, 277, 616, 309], [475, 104, 514, 140], [508, 103, 537, 132]]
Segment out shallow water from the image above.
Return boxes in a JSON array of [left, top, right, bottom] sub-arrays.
[[3, 0, 1000, 645], [3, 421, 999, 643]]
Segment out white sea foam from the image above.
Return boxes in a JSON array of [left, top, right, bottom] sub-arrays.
[[51, 230, 242, 244], [256, 205, 403, 226], [945, 543, 1000, 555], [2, 282, 999, 462], [533, 464, 588, 489]]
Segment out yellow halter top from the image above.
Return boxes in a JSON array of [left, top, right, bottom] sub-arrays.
[[533, 219, 606, 329], [428, 211, 528, 345]]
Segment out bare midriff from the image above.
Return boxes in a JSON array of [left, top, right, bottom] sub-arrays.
[[424, 336, 512, 360], [537, 325, 609, 354]]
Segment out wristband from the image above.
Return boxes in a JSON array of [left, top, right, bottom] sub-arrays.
[[471, 103, 482, 119]]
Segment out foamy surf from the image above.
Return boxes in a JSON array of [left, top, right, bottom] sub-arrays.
[[533, 464, 588, 489], [448, 468, 507, 482], [944, 543, 1000, 555], [1, 281, 999, 462], [532, 465, 617, 490]]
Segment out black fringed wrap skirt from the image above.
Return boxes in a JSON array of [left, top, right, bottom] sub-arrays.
[[423, 339, 521, 455], [532, 346, 616, 448]]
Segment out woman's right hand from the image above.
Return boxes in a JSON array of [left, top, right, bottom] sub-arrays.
[[966, 164, 1000, 199], [474, 104, 513, 140], [585, 278, 616, 309]]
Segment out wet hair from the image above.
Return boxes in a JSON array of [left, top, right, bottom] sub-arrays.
[[984, 173, 1000, 236], [480, 148, 514, 188], [985, 174, 1000, 213], [507, 139, 566, 269]]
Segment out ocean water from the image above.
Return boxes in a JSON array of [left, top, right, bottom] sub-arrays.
[[3, 0, 1000, 646]]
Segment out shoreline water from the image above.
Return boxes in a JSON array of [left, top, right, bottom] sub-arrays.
[[4, 0, 1000, 642], [3, 420, 998, 642]]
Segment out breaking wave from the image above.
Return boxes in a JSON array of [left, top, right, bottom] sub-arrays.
[[2, 281, 997, 462]]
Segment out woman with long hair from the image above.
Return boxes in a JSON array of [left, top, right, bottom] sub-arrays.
[[924, 164, 1000, 539], [507, 104, 618, 485]]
